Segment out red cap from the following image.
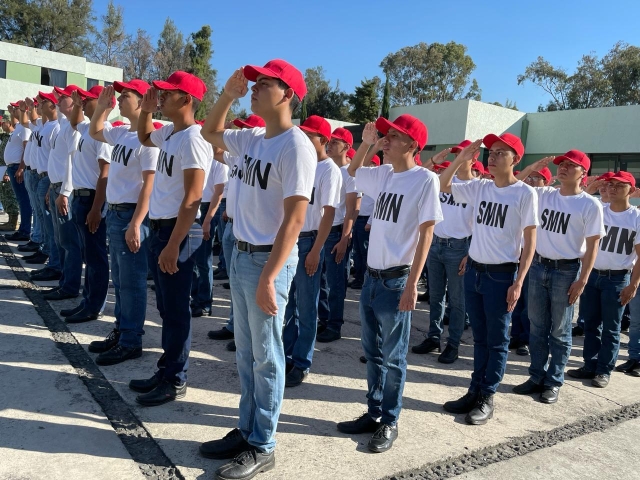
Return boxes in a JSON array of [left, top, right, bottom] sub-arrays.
[[483, 133, 525, 157], [415, 154, 423, 166], [299, 115, 332, 141], [114, 79, 151, 97], [375, 114, 428, 150], [610, 171, 636, 187], [451, 140, 472, 153], [233, 114, 266, 129], [243, 59, 307, 100], [471, 161, 485, 174], [553, 149, 590, 170], [331, 127, 353, 146], [38, 91, 58, 105], [152, 71, 207, 101], [596, 172, 615, 181], [532, 167, 552, 184], [433, 161, 452, 171], [153, 122, 165, 130], [111, 120, 125, 127], [370, 154, 381, 166], [76, 85, 104, 99], [53, 85, 81, 97], [9, 102, 20, 108], [346, 148, 356, 159]]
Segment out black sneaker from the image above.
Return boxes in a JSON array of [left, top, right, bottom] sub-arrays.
[[88, 329, 120, 353], [214, 448, 275, 480], [213, 270, 229, 281], [18, 241, 40, 252], [43, 289, 78, 301], [540, 386, 560, 404], [135, 380, 186, 406], [508, 337, 520, 349], [367, 424, 398, 453], [285, 366, 307, 388], [567, 366, 596, 379], [129, 372, 162, 393], [438, 344, 458, 364], [227, 340, 236, 352], [7, 231, 30, 241], [200, 428, 250, 459], [61, 303, 84, 318], [411, 337, 441, 354], [513, 378, 544, 395], [337, 412, 379, 434], [443, 391, 479, 414], [65, 309, 101, 324], [222, 282, 230, 290], [208, 327, 234, 340], [316, 328, 341, 343], [616, 359, 640, 373], [359, 355, 367, 364], [417, 291, 430, 303], [465, 394, 494, 425], [31, 268, 61, 280], [592, 374, 610, 388], [192, 306, 211, 318], [25, 252, 49, 264], [572, 325, 584, 337], [516, 344, 530, 356], [95, 344, 142, 366], [349, 280, 363, 290]]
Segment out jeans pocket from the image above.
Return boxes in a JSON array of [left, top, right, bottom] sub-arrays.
[[382, 276, 407, 292], [486, 271, 516, 284], [178, 223, 204, 263], [249, 252, 270, 268]]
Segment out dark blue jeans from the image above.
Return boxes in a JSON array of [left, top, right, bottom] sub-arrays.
[[50, 185, 82, 295], [582, 270, 629, 375], [192, 202, 215, 310], [147, 224, 195, 385], [36, 176, 60, 270], [465, 264, 516, 395], [24, 170, 42, 244], [107, 208, 149, 348], [318, 229, 349, 332], [71, 193, 108, 313], [6, 163, 32, 235], [283, 234, 324, 371], [360, 271, 411, 425], [510, 273, 530, 344], [216, 198, 227, 272], [628, 291, 640, 361], [352, 216, 370, 284]]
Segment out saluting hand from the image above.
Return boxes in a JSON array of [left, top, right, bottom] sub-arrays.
[[71, 90, 84, 108], [457, 139, 483, 163], [140, 87, 159, 114], [98, 86, 115, 109], [361, 122, 378, 146], [432, 147, 452, 165], [224, 68, 249, 99]]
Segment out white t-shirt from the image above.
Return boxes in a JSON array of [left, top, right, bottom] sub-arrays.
[[23, 119, 42, 167], [359, 194, 375, 217], [223, 126, 316, 245], [356, 164, 443, 269], [434, 176, 477, 239], [224, 152, 241, 219], [202, 160, 229, 202], [33, 119, 59, 173], [72, 122, 112, 190], [334, 164, 360, 226], [451, 179, 539, 264], [48, 118, 80, 197], [535, 188, 604, 259], [102, 124, 159, 204], [149, 124, 212, 219], [594, 205, 640, 271], [4, 125, 30, 165], [302, 158, 342, 233]]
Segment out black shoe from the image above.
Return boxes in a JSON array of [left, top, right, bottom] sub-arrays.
[[88, 329, 120, 353], [316, 328, 341, 343], [359, 355, 367, 364], [516, 344, 530, 356], [65, 309, 101, 324], [316, 324, 327, 336], [349, 280, 363, 290], [23, 250, 44, 259], [31, 269, 62, 281], [150, 283, 156, 291], [438, 344, 458, 364], [417, 291, 430, 303], [95, 344, 142, 366], [285, 366, 307, 388], [215, 448, 275, 480], [442, 315, 450, 326], [43, 289, 78, 301], [135, 380, 186, 406], [443, 391, 479, 414], [208, 327, 234, 340], [592, 374, 610, 388], [411, 337, 441, 354], [129, 372, 162, 393], [465, 394, 494, 425], [7, 231, 30, 241], [567, 366, 596, 379], [227, 340, 236, 352], [572, 325, 584, 337], [192, 306, 211, 318], [29, 266, 48, 276], [213, 270, 229, 280], [508, 337, 520, 349], [18, 241, 41, 252], [40, 287, 60, 295], [337, 412, 380, 434], [60, 303, 84, 318], [540, 386, 560, 404], [25, 252, 49, 264], [367, 424, 398, 453], [616, 359, 640, 373], [513, 378, 544, 395], [222, 282, 230, 290], [200, 428, 250, 460]]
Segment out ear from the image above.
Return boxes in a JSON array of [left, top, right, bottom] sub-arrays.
[[512, 154, 522, 166], [283, 87, 294, 102]]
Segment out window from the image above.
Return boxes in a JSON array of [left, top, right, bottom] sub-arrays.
[[41, 67, 67, 87], [86, 78, 99, 89], [104, 81, 112, 88], [590, 153, 640, 185], [0, 60, 6, 79]]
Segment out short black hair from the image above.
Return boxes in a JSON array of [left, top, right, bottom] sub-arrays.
[[191, 97, 201, 113], [277, 79, 300, 112]]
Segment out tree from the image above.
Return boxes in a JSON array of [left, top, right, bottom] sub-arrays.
[[517, 56, 569, 110], [299, 98, 308, 123], [89, 0, 126, 67], [155, 18, 190, 80], [567, 54, 611, 109], [464, 79, 482, 101], [602, 42, 640, 106], [491, 99, 518, 110], [303, 67, 349, 120], [380, 41, 478, 105], [186, 25, 217, 120], [0, 0, 95, 56], [380, 77, 390, 119], [348, 77, 380, 124], [122, 29, 155, 81]]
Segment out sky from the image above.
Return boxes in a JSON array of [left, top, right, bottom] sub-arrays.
[[93, 0, 640, 114]]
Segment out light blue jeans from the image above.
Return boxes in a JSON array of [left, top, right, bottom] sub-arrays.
[[222, 221, 236, 331]]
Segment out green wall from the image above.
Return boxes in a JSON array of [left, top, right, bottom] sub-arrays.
[[67, 72, 86, 89], [6, 61, 40, 83]]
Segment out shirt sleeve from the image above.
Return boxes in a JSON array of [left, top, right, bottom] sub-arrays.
[[450, 179, 481, 206], [150, 124, 171, 148], [96, 141, 113, 164], [180, 130, 212, 171], [139, 145, 159, 172], [213, 163, 229, 185], [344, 169, 359, 195], [75, 121, 89, 136], [223, 128, 255, 158], [280, 143, 316, 200], [520, 187, 540, 229], [20, 126, 32, 142], [222, 151, 238, 168], [584, 199, 605, 238], [355, 166, 383, 199], [418, 173, 444, 225], [101, 123, 124, 146], [635, 214, 640, 246], [320, 165, 342, 209]]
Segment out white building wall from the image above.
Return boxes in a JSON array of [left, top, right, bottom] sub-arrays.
[[390, 100, 469, 145], [465, 100, 526, 141]]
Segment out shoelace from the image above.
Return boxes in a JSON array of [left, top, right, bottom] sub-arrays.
[[232, 449, 256, 466], [475, 396, 491, 410], [106, 330, 119, 342], [372, 424, 393, 439]]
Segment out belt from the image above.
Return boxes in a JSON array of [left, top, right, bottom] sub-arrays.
[[201, 202, 210, 208], [433, 235, 471, 244], [299, 230, 316, 238], [39, 171, 48, 178], [330, 224, 343, 233], [595, 268, 629, 276], [534, 254, 580, 268], [227, 217, 233, 224], [357, 215, 370, 219], [149, 218, 177, 230], [470, 259, 518, 273], [367, 265, 410, 279], [73, 188, 94, 197], [51, 182, 62, 189], [26, 166, 31, 171], [236, 241, 272, 253], [108, 203, 137, 212]]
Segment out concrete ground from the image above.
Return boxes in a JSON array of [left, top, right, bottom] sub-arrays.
[[0, 227, 638, 480]]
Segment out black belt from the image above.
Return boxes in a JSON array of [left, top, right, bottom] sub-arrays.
[[73, 188, 94, 197], [358, 215, 370, 219], [433, 235, 471, 244], [39, 171, 48, 178], [299, 230, 316, 238], [236, 241, 272, 253], [367, 265, 410, 279], [25, 166, 31, 170], [108, 203, 137, 212], [201, 202, 210, 209], [330, 224, 343, 233], [149, 218, 177, 230], [470, 259, 518, 273], [51, 182, 62, 189], [534, 254, 580, 268], [595, 268, 629, 276]]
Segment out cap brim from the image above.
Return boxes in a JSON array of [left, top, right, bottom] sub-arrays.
[[299, 125, 328, 139], [243, 65, 278, 82], [233, 119, 251, 129], [450, 147, 461, 153], [76, 88, 95, 99], [113, 81, 130, 93], [482, 134, 501, 150], [553, 155, 586, 167], [152, 80, 180, 92], [375, 117, 412, 139]]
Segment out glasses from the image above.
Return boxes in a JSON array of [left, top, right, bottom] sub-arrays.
[[527, 175, 545, 182], [487, 150, 512, 158]]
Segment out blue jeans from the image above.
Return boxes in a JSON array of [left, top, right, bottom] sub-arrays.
[[71, 193, 109, 313], [50, 185, 82, 295], [427, 236, 469, 348], [147, 225, 195, 385], [511, 273, 530, 344], [222, 221, 236, 331], [465, 264, 516, 395], [352, 216, 370, 284], [582, 270, 629, 375], [231, 245, 297, 453], [24, 170, 42, 243], [360, 271, 411, 425], [528, 260, 580, 387], [318, 229, 348, 332], [215, 198, 227, 272], [628, 292, 640, 361], [107, 208, 149, 348], [283, 234, 323, 371], [36, 176, 60, 270], [192, 203, 215, 310], [6, 164, 32, 235]]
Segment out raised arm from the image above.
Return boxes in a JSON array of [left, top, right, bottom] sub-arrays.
[[515, 156, 555, 181], [439, 140, 482, 193], [69, 91, 85, 130], [137, 87, 158, 147], [89, 86, 116, 143], [348, 122, 377, 177]]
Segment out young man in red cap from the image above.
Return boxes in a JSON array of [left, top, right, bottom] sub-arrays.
[[199, 60, 315, 480], [513, 151, 604, 403], [87, 81, 160, 365], [131, 71, 211, 406], [337, 116, 441, 452], [283, 115, 341, 387], [317, 126, 361, 342], [412, 140, 477, 364], [567, 171, 640, 387], [439, 133, 538, 425]]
